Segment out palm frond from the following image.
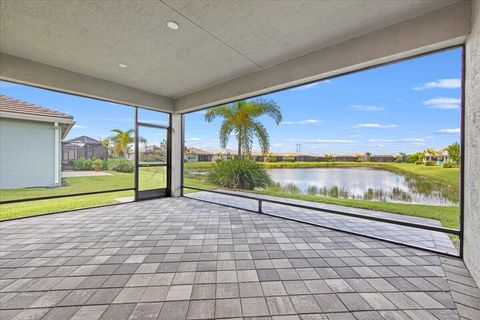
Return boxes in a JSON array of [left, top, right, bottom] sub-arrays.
[[204, 105, 235, 122], [252, 121, 269, 154], [219, 121, 234, 149], [243, 99, 282, 124]]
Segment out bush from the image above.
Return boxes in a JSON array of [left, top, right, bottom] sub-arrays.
[[209, 158, 271, 190], [443, 160, 458, 168], [407, 153, 419, 163], [73, 157, 93, 170], [92, 159, 103, 170], [101, 160, 109, 170], [425, 160, 436, 166], [113, 160, 134, 173]]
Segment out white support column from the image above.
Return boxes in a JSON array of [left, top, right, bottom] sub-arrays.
[[170, 113, 183, 197], [464, 0, 480, 288], [54, 122, 60, 185]]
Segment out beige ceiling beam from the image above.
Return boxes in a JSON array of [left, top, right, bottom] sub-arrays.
[[0, 53, 174, 112]]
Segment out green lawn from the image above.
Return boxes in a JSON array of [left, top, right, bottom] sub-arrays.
[[0, 168, 167, 220], [0, 190, 134, 220]]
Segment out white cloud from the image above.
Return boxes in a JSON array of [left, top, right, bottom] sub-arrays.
[[187, 137, 202, 141], [436, 128, 460, 134], [350, 105, 384, 111], [72, 125, 87, 129], [353, 123, 398, 129], [281, 119, 320, 125], [290, 80, 331, 91], [423, 97, 460, 109], [403, 138, 426, 142], [367, 139, 395, 143], [413, 78, 461, 90], [288, 138, 354, 144], [349, 134, 363, 138]]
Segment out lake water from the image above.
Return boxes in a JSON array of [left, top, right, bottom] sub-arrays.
[[266, 167, 457, 206]]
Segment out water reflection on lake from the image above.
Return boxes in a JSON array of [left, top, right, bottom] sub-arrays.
[[266, 167, 457, 206]]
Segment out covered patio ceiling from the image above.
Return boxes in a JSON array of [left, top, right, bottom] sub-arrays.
[[0, 0, 470, 112]]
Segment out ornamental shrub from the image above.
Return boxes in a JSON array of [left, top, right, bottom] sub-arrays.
[[209, 158, 271, 190]]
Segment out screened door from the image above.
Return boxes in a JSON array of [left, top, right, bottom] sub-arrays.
[[135, 123, 169, 200]]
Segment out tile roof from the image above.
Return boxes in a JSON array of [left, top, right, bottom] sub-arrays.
[[0, 95, 73, 120], [63, 135, 102, 145]]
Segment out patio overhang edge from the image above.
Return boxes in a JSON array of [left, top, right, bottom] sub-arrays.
[[0, 53, 174, 113]]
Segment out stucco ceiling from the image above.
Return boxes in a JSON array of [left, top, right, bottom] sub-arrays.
[[0, 0, 461, 99]]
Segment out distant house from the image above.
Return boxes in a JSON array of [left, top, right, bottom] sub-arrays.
[[0, 95, 74, 189], [335, 154, 356, 162], [294, 153, 318, 162], [62, 136, 108, 169], [423, 151, 449, 164], [185, 147, 213, 162], [370, 154, 396, 162]]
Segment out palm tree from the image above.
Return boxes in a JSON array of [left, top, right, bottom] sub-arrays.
[[101, 138, 111, 159], [204, 99, 282, 157], [111, 129, 134, 159], [110, 129, 147, 159]]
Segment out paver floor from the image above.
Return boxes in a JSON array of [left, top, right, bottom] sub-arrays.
[[187, 190, 457, 255], [0, 197, 479, 320]]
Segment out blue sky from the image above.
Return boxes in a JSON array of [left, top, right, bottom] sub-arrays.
[[0, 47, 461, 154], [185, 47, 462, 154], [0, 82, 169, 145]]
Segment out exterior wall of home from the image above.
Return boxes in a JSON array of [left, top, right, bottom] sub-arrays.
[[464, 0, 480, 288], [0, 118, 58, 189]]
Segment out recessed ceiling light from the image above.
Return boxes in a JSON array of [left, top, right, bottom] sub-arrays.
[[118, 63, 128, 68], [167, 21, 179, 30]]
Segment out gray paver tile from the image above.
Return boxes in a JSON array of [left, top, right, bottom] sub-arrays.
[[165, 284, 193, 301], [337, 293, 373, 311], [129, 302, 163, 320], [70, 305, 108, 320], [242, 297, 270, 317], [10, 308, 49, 320], [261, 281, 287, 296], [191, 284, 216, 300], [290, 295, 321, 314], [100, 303, 135, 320], [217, 283, 240, 298], [215, 298, 242, 318], [186, 299, 215, 319], [314, 294, 347, 312], [267, 296, 296, 315]]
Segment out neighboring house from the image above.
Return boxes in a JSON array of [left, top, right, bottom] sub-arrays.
[[62, 135, 108, 169], [0, 95, 74, 189], [423, 151, 449, 164], [370, 154, 396, 162], [185, 147, 214, 162], [294, 153, 318, 162], [335, 154, 357, 162]]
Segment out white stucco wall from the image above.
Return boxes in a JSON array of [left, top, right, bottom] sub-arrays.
[[464, 0, 480, 288], [0, 118, 59, 189]]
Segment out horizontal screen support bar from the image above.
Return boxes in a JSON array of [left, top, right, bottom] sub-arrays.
[[0, 188, 135, 205]]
